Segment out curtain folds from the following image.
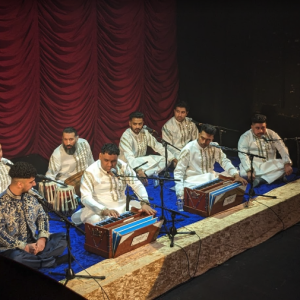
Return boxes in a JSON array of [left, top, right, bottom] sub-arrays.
[[0, 0, 178, 160]]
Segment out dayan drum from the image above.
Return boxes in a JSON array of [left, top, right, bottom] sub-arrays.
[[54, 185, 78, 216], [38, 182, 57, 208], [64, 170, 84, 198]]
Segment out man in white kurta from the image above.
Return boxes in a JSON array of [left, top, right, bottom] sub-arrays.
[[72, 143, 155, 224], [119, 112, 175, 180], [175, 124, 247, 198], [0, 143, 13, 194], [238, 114, 292, 187], [162, 101, 199, 160], [46, 127, 94, 182]]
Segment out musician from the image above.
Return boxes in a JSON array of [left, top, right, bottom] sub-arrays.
[[238, 114, 292, 187], [174, 124, 247, 198], [46, 127, 94, 183], [0, 143, 13, 194], [162, 101, 199, 163], [0, 162, 67, 269], [119, 111, 175, 184], [71, 143, 156, 224]]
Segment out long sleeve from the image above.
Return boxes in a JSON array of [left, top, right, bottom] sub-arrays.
[[162, 124, 179, 158], [80, 171, 106, 215], [119, 133, 139, 167], [174, 148, 191, 197], [46, 151, 61, 180], [270, 132, 292, 165], [238, 133, 252, 172], [214, 146, 238, 176]]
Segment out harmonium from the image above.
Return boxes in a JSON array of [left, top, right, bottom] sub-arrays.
[[85, 209, 164, 258], [183, 175, 247, 217]]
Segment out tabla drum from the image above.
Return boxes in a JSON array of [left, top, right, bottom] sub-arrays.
[[64, 170, 84, 198], [54, 185, 78, 216], [38, 182, 57, 208]]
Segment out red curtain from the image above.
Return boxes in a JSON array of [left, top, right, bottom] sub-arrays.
[[0, 0, 178, 160]]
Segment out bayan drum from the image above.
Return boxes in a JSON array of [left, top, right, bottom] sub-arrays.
[[38, 182, 57, 208], [64, 170, 84, 198], [54, 185, 78, 216]]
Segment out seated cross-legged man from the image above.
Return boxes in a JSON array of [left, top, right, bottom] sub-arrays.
[[238, 114, 293, 187], [71, 143, 156, 225], [175, 124, 247, 199], [0, 162, 67, 269]]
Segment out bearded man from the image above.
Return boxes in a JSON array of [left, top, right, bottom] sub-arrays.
[[45, 127, 94, 182]]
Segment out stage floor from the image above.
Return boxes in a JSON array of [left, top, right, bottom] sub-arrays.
[[64, 179, 300, 299]]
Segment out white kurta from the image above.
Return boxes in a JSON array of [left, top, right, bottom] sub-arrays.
[[238, 129, 292, 183], [72, 159, 149, 224], [119, 128, 175, 176], [0, 158, 12, 194], [46, 138, 94, 182], [174, 140, 238, 197], [162, 117, 199, 159]]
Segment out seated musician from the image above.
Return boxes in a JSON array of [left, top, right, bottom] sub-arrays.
[[0, 143, 13, 194], [119, 111, 175, 185], [174, 124, 247, 199], [162, 101, 199, 164], [45, 127, 94, 183], [238, 114, 293, 187], [71, 143, 156, 224], [0, 162, 67, 269]]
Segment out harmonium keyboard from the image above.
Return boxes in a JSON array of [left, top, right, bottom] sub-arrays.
[[183, 175, 247, 217], [84, 209, 163, 258]]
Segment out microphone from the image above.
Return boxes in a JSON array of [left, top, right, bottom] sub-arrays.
[[36, 174, 53, 181], [261, 135, 271, 142], [143, 125, 156, 134], [111, 168, 120, 177], [1, 158, 13, 167], [209, 143, 222, 149], [133, 161, 148, 172], [190, 119, 202, 126]]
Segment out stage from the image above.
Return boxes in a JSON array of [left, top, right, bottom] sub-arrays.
[[64, 179, 300, 299]]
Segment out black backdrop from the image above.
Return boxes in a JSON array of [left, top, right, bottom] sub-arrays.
[[176, 1, 300, 165]]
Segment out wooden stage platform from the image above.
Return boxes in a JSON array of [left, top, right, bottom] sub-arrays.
[[65, 179, 300, 300]]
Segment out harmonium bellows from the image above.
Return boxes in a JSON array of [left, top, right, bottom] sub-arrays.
[[84, 210, 163, 258], [183, 175, 246, 217]]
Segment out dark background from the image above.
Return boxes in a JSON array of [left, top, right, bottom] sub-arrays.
[[176, 1, 300, 164]]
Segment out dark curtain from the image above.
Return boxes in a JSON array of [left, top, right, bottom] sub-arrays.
[[0, 0, 178, 160]]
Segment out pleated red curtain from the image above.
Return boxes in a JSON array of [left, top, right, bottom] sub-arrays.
[[0, 0, 178, 160]]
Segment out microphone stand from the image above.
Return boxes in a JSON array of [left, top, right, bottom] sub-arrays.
[[191, 120, 239, 146], [160, 138, 181, 178], [150, 202, 194, 247], [33, 197, 106, 285], [210, 144, 277, 206]]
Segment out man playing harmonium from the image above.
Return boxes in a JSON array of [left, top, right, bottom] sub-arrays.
[[238, 114, 293, 187], [119, 111, 175, 185], [174, 124, 247, 199], [45, 127, 94, 183], [0, 143, 13, 194], [162, 101, 199, 164], [71, 143, 156, 225]]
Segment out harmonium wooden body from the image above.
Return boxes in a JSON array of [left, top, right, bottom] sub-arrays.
[[183, 175, 247, 217], [85, 210, 163, 258]]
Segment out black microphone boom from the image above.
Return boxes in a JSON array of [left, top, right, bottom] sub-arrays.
[[143, 125, 156, 134], [133, 161, 148, 172], [190, 119, 202, 126]]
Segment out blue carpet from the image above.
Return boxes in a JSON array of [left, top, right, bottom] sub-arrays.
[[39, 157, 300, 281]]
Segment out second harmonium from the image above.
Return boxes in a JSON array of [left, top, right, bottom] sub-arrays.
[[183, 175, 246, 217], [85, 210, 163, 258]]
